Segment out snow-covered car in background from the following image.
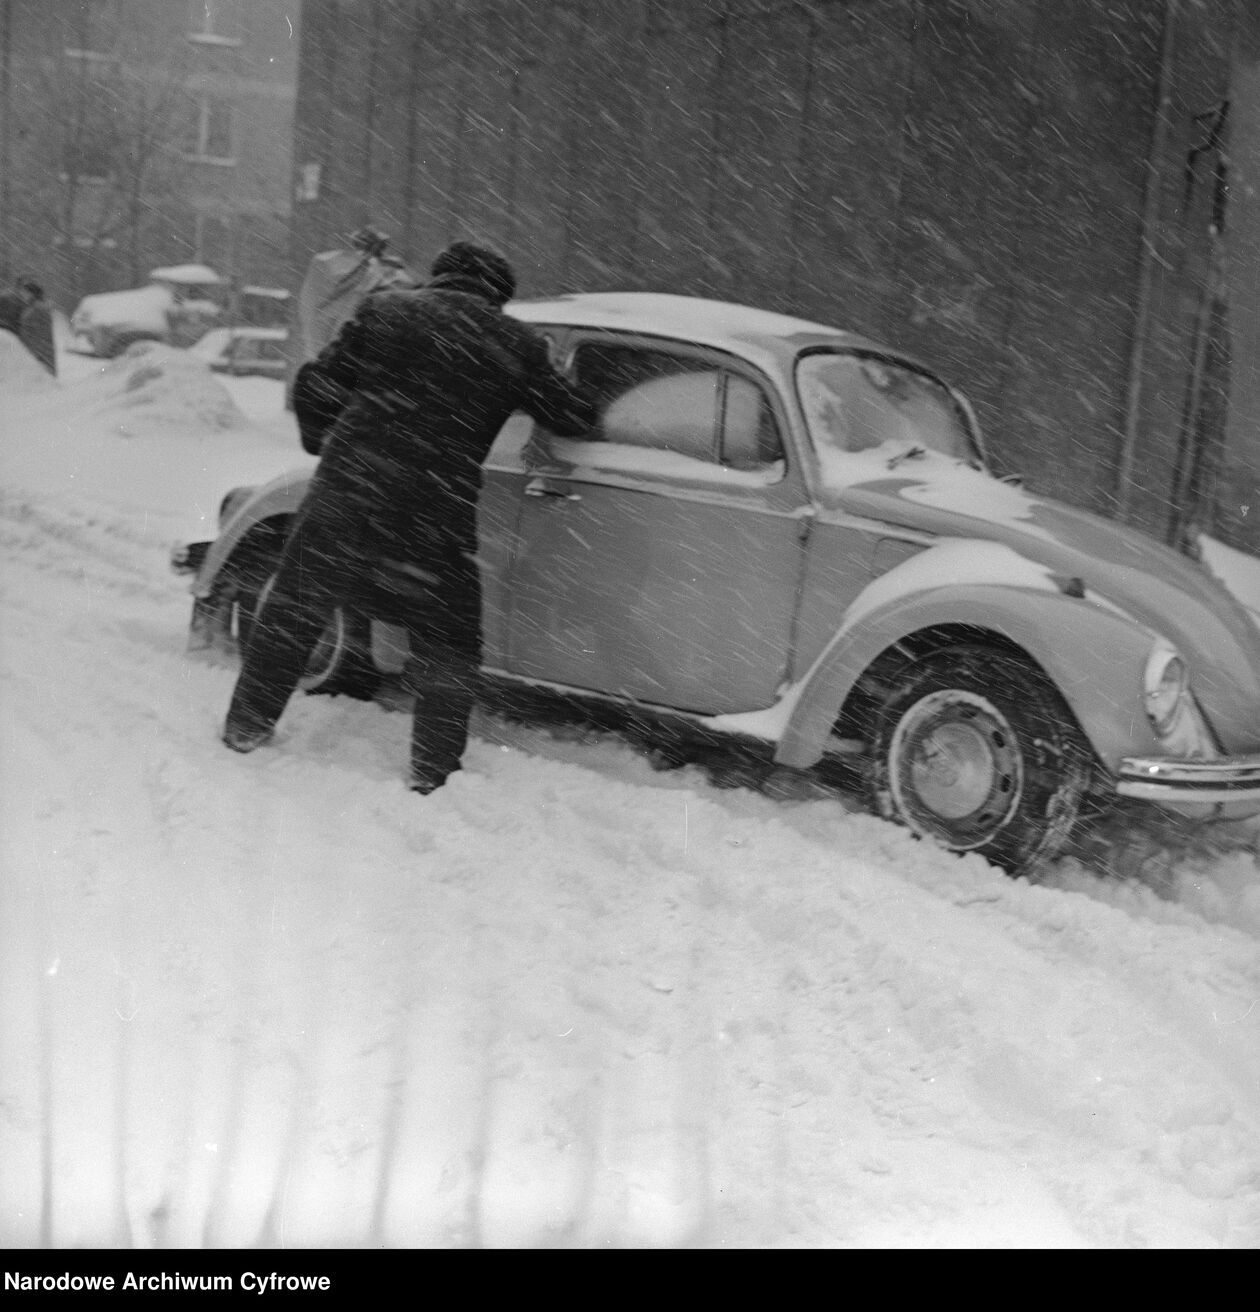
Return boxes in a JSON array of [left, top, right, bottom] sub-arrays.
[[173, 293, 1260, 874], [189, 326, 290, 379], [70, 264, 224, 357]]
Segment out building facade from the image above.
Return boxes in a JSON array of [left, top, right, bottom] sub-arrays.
[[289, 0, 1257, 553], [0, 0, 299, 305]]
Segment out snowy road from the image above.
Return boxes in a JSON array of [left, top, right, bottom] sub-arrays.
[[1, 338, 1259, 1248]]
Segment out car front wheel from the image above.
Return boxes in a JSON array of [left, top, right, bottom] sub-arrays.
[[868, 644, 1093, 874]]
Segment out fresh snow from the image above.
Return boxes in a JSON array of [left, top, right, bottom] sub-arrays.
[[1, 330, 1259, 1250]]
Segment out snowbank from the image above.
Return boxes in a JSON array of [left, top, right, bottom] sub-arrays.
[[103, 342, 249, 435], [10, 340, 249, 438], [0, 340, 312, 536]]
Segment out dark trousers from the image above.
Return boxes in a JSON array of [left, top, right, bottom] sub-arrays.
[[224, 511, 483, 788]]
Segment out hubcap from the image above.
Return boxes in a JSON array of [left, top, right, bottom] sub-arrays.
[[888, 689, 1022, 847], [250, 574, 346, 689], [301, 613, 346, 687]]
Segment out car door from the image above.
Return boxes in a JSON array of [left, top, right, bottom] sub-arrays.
[[494, 334, 812, 716]]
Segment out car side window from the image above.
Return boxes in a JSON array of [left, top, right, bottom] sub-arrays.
[[722, 373, 783, 470], [576, 343, 719, 461], [569, 342, 784, 475]]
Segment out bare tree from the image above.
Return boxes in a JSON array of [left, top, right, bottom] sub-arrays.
[[2, 0, 201, 304]]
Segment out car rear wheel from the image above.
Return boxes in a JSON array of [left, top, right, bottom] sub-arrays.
[[210, 532, 378, 698], [868, 644, 1093, 875], [245, 573, 379, 698]]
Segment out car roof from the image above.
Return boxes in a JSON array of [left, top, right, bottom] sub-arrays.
[[507, 291, 897, 368]]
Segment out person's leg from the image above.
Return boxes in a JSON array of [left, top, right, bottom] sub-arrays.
[[406, 658, 480, 791], [222, 519, 350, 750], [404, 561, 482, 792]]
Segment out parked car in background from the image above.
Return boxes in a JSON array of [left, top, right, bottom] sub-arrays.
[[70, 264, 224, 357], [236, 285, 292, 330], [172, 292, 1260, 875], [190, 326, 289, 380]]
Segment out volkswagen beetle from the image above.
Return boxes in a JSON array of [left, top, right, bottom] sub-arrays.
[[173, 293, 1260, 874]]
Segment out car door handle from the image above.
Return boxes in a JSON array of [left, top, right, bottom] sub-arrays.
[[525, 476, 581, 502]]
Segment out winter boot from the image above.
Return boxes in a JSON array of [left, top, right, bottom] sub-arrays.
[[221, 723, 274, 754]]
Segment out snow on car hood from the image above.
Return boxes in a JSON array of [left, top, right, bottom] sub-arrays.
[[826, 452, 1260, 751]]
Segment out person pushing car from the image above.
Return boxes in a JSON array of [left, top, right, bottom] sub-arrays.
[[220, 240, 596, 793]]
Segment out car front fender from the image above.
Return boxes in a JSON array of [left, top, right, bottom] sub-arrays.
[[190, 469, 313, 598], [775, 581, 1168, 775]]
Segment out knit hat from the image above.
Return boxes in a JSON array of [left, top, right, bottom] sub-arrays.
[[430, 241, 516, 304]]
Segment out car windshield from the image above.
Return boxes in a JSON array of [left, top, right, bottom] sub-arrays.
[[796, 352, 981, 469]]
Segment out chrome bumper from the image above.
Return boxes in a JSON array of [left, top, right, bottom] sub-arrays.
[[1117, 754, 1260, 808]]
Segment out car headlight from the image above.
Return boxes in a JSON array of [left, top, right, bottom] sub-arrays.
[[1141, 641, 1218, 758], [1143, 644, 1188, 735]]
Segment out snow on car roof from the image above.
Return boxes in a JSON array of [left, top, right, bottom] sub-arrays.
[[149, 263, 224, 285], [509, 292, 885, 365], [72, 283, 174, 330]]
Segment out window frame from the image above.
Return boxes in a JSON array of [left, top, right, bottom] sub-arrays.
[[187, 0, 243, 46], [183, 92, 236, 165], [65, 0, 121, 61], [560, 332, 790, 484], [59, 53, 121, 182]]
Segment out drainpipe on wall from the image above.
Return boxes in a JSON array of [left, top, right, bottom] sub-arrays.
[[1115, 0, 1180, 521]]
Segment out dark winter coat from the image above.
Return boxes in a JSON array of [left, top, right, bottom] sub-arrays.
[[19, 298, 56, 375], [0, 292, 23, 337], [291, 271, 595, 580]]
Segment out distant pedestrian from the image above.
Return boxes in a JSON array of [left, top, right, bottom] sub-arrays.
[[222, 240, 597, 793], [14, 277, 56, 376]]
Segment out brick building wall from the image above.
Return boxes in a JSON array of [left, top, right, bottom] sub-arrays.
[[288, 0, 1244, 547]]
